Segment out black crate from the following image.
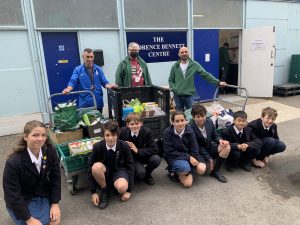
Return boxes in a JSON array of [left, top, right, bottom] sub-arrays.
[[107, 86, 170, 139]]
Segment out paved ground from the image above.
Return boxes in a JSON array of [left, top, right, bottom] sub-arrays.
[[1, 95, 300, 225]]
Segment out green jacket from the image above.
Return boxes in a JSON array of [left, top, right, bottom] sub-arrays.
[[168, 58, 220, 96], [115, 56, 152, 87], [219, 46, 230, 73]]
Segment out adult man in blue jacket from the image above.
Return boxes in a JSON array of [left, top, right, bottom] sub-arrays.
[[63, 48, 117, 113]]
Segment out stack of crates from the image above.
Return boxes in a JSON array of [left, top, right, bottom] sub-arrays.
[[273, 55, 300, 96], [273, 83, 300, 96], [56, 142, 90, 173], [107, 86, 170, 139]]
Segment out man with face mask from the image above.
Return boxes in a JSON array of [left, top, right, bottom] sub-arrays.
[[115, 42, 152, 87], [169, 47, 226, 112], [62, 48, 117, 113]]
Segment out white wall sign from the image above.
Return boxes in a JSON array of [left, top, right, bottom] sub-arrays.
[[251, 39, 266, 50]]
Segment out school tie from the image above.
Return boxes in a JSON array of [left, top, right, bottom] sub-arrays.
[[107, 149, 116, 171], [238, 132, 243, 138]]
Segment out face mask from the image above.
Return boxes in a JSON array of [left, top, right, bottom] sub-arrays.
[[130, 52, 139, 58]]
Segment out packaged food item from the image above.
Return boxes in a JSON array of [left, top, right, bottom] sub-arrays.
[[68, 137, 102, 156]]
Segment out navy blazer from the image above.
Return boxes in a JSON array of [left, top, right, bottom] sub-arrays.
[[190, 119, 221, 161], [3, 145, 61, 221], [163, 125, 199, 165], [247, 118, 279, 140], [119, 126, 159, 161], [87, 139, 134, 193], [220, 124, 262, 151]]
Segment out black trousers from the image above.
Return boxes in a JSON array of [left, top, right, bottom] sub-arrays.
[[227, 147, 260, 166], [134, 154, 161, 180]]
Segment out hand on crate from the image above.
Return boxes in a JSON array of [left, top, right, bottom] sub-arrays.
[[105, 84, 118, 89], [125, 141, 138, 154], [92, 193, 100, 206]]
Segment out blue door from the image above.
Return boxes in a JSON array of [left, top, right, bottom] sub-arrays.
[[193, 29, 219, 102], [42, 32, 80, 105]]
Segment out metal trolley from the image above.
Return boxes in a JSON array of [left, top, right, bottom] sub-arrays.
[[213, 84, 248, 112], [48, 91, 97, 194]]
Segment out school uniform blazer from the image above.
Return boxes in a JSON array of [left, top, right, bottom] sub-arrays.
[[119, 126, 159, 161], [163, 125, 200, 165], [190, 119, 221, 161], [87, 139, 134, 194], [3, 145, 61, 221], [220, 125, 262, 151], [247, 118, 279, 140]]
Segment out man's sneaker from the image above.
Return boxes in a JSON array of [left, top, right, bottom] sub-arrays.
[[211, 171, 227, 183], [144, 175, 155, 185], [98, 188, 109, 210]]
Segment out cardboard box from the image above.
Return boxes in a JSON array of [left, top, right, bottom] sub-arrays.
[[49, 128, 83, 144], [83, 123, 103, 138]]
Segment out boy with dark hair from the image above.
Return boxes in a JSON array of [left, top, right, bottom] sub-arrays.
[[119, 112, 161, 185], [88, 120, 134, 209], [163, 111, 206, 188], [247, 107, 286, 167], [190, 104, 230, 183], [221, 111, 262, 172]]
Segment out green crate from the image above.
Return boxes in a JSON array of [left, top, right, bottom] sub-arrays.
[[56, 143, 90, 173]]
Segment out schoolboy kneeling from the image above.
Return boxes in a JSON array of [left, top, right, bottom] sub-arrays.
[[119, 112, 161, 185], [190, 104, 231, 183], [87, 120, 134, 209], [247, 107, 286, 168], [221, 111, 262, 172], [163, 111, 206, 188]]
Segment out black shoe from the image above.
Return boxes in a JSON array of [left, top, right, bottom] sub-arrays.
[[98, 188, 109, 210], [144, 175, 155, 185], [225, 163, 235, 172], [240, 163, 252, 172], [167, 172, 179, 183], [211, 171, 227, 183]]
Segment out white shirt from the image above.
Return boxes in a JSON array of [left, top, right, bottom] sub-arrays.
[[233, 126, 243, 136], [198, 126, 207, 139], [27, 148, 43, 173], [180, 62, 189, 77], [131, 131, 139, 137], [106, 143, 116, 152], [262, 122, 270, 131], [174, 127, 185, 138]]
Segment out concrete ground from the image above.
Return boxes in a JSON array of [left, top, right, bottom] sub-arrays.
[[1, 95, 300, 225]]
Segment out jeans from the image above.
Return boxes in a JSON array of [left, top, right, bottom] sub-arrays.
[[173, 95, 194, 112], [256, 137, 286, 160]]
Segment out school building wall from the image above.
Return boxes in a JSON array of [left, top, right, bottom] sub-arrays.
[[1, 0, 300, 136], [246, 0, 300, 85]]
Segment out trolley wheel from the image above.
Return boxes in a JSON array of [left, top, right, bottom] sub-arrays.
[[68, 175, 78, 195]]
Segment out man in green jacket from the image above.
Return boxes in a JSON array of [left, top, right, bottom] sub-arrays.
[[169, 47, 226, 112], [115, 42, 152, 87]]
